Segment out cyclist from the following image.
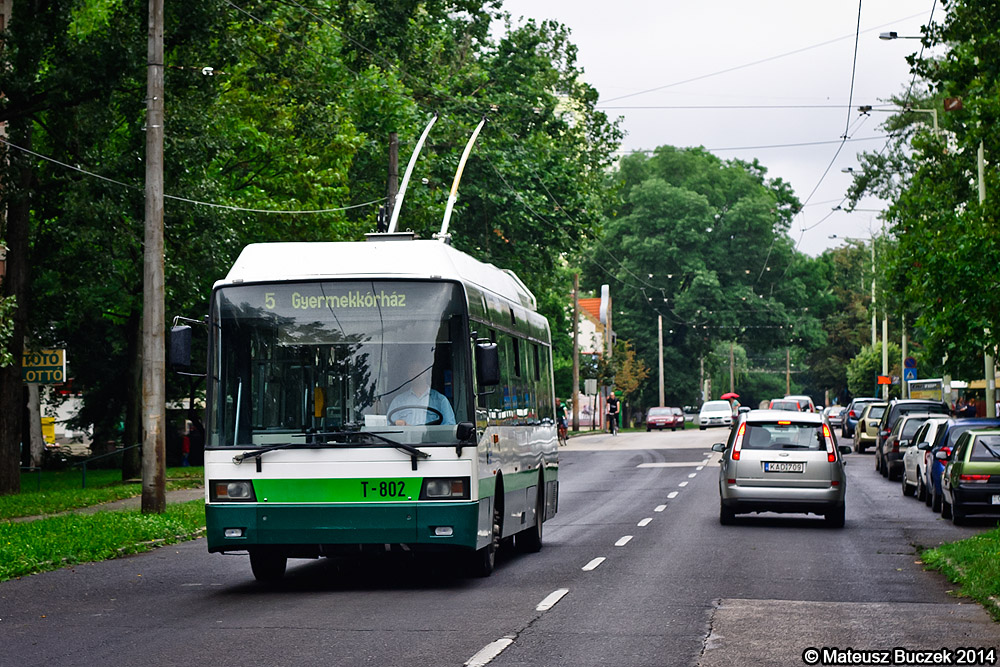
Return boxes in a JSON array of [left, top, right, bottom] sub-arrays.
[[606, 393, 620, 436]]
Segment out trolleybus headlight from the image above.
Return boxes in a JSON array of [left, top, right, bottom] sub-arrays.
[[210, 480, 257, 502], [420, 477, 470, 500]]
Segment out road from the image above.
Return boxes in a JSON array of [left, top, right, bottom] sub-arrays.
[[3, 428, 999, 667]]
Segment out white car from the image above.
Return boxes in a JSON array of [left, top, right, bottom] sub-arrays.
[[699, 400, 734, 430], [901, 417, 949, 501]]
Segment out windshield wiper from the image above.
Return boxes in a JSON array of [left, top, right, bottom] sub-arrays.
[[981, 443, 1000, 460], [233, 431, 430, 472], [310, 430, 431, 469]]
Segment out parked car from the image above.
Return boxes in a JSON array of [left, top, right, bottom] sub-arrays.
[[699, 400, 734, 430], [711, 409, 852, 526], [901, 418, 949, 501], [842, 397, 880, 439], [783, 394, 816, 412], [925, 418, 1000, 512], [646, 407, 683, 431], [853, 402, 888, 453], [939, 429, 1000, 524], [823, 406, 846, 429], [768, 399, 801, 411], [876, 413, 934, 481], [875, 399, 950, 462]]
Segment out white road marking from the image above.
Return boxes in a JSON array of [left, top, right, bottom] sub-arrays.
[[638, 517, 652, 527], [697, 465, 705, 471], [637, 461, 712, 468], [582, 557, 606, 571], [667, 491, 679, 499], [688, 472, 697, 478], [465, 637, 515, 667], [536, 588, 570, 611], [654, 504, 667, 512], [679, 481, 689, 487], [615, 535, 633, 547]]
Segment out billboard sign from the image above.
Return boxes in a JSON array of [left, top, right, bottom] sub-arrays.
[[22, 349, 67, 384]]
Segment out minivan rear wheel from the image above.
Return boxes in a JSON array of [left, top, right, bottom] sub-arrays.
[[825, 505, 845, 528], [719, 503, 735, 525]]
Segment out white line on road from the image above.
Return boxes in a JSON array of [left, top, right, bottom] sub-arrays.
[[615, 535, 633, 547], [638, 517, 652, 527], [654, 504, 667, 512], [696, 465, 705, 471], [536, 588, 570, 611], [679, 481, 689, 487], [667, 491, 679, 499], [637, 461, 712, 468], [465, 637, 515, 667], [582, 557, 606, 571], [688, 472, 697, 478]]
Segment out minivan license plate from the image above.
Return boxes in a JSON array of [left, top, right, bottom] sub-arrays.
[[764, 462, 804, 473], [992, 495, 1000, 505]]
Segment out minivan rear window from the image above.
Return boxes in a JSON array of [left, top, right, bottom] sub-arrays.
[[742, 423, 823, 450]]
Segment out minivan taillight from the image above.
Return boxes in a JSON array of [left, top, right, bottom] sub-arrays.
[[732, 422, 746, 461], [822, 423, 836, 462]]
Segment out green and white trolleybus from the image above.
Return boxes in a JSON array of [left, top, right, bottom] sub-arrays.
[[198, 235, 559, 581]]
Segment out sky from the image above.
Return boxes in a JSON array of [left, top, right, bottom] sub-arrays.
[[497, 0, 941, 256]]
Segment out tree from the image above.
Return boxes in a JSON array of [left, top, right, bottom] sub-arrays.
[[846, 343, 902, 400]]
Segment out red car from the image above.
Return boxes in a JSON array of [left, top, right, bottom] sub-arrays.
[[646, 407, 683, 431]]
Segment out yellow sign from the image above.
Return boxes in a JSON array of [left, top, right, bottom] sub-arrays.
[[21, 349, 67, 384]]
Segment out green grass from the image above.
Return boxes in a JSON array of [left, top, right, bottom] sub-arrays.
[[1, 467, 203, 520], [0, 500, 206, 581], [922, 526, 1000, 620]]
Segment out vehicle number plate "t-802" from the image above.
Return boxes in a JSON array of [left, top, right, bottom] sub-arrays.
[[764, 462, 804, 473]]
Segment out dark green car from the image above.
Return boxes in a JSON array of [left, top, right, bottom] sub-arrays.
[[939, 428, 1000, 525]]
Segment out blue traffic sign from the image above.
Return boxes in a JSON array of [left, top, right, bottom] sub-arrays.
[[904, 356, 917, 369], [903, 367, 917, 382]]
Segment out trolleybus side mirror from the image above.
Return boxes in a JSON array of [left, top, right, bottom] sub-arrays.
[[475, 342, 500, 388], [170, 325, 192, 369]]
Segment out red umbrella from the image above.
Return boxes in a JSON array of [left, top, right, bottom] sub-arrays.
[[720, 392, 740, 400]]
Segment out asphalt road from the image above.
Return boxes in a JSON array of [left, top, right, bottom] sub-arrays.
[[3, 428, 999, 667]]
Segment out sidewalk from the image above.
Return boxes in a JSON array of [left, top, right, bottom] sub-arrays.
[[9, 487, 205, 523]]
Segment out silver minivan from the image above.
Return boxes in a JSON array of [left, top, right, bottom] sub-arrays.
[[712, 410, 852, 527]]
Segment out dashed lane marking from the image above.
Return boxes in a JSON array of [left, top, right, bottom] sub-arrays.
[[615, 535, 633, 547], [654, 504, 667, 512], [638, 517, 652, 527], [465, 638, 514, 667], [536, 588, 570, 611], [667, 491, 679, 499], [582, 557, 606, 571], [679, 481, 689, 487]]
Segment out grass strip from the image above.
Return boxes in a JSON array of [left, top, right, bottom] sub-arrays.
[[2, 467, 203, 519], [922, 527, 1000, 621], [0, 499, 206, 581]]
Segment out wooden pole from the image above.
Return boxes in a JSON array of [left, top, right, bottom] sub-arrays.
[[141, 0, 166, 513]]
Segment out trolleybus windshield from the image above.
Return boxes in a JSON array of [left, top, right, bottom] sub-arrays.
[[208, 280, 471, 448]]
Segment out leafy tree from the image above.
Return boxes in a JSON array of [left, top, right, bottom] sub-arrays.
[[846, 343, 903, 400]]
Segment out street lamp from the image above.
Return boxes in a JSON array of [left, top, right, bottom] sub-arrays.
[[879, 31, 921, 40], [858, 105, 938, 133]]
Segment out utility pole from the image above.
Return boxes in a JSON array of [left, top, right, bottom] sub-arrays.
[[870, 243, 877, 349], [658, 315, 664, 407], [141, 0, 166, 514], [786, 347, 791, 395], [882, 313, 889, 400], [901, 315, 908, 399], [571, 273, 580, 431], [980, 141, 995, 418]]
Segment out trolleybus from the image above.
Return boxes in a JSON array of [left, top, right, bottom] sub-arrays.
[[184, 235, 559, 581]]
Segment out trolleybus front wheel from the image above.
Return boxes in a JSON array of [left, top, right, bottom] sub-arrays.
[[469, 493, 502, 577], [250, 548, 287, 583]]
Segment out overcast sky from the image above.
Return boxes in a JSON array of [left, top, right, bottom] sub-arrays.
[[498, 0, 940, 256]]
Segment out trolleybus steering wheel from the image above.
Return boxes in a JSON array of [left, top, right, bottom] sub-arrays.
[[387, 405, 444, 426]]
